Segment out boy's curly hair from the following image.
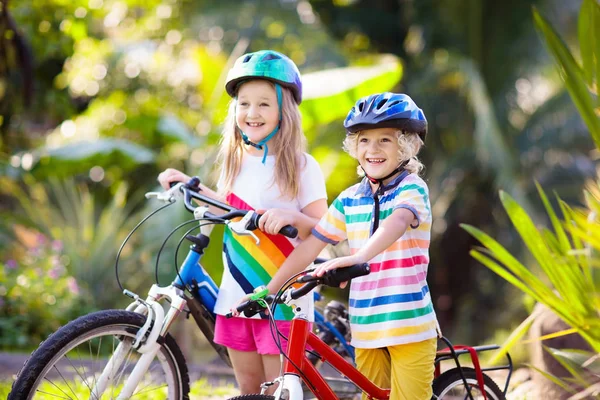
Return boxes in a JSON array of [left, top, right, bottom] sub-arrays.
[[343, 130, 424, 176]]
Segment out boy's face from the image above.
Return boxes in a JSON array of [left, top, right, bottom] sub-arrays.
[[356, 127, 400, 180], [236, 80, 279, 143]]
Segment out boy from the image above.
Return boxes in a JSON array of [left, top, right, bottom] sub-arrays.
[[234, 92, 439, 400]]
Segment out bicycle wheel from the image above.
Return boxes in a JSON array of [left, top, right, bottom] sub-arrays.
[[432, 367, 505, 400], [227, 396, 274, 400], [9, 309, 190, 400]]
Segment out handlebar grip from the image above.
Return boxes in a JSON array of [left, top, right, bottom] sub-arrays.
[[187, 176, 201, 192], [290, 281, 319, 300], [278, 225, 298, 239], [224, 300, 260, 318], [322, 263, 370, 287], [225, 295, 275, 318], [250, 213, 298, 239], [168, 176, 200, 191]]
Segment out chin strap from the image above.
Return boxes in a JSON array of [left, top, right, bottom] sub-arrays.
[[365, 159, 409, 234], [362, 159, 409, 187], [237, 83, 283, 164]]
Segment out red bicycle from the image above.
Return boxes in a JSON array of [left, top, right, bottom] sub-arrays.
[[226, 264, 513, 400]]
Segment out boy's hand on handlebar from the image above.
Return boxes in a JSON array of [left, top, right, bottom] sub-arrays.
[[257, 208, 296, 236], [157, 168, 191, 190], [313, 255, 366, 289]]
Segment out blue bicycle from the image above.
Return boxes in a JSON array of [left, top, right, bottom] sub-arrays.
[[8, 177, 358, 400]]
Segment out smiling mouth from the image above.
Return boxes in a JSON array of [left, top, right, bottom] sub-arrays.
[[246, 122, 264, 127], [366, 158, 386, 164]]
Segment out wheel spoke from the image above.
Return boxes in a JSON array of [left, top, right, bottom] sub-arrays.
[[36, 388, 74, 399], [41, 377, 73, 399], [11, 311, 188, 400], [113, 340, 136, 394], [133, 382, 169, 397], [62, 353, 98, 399], [47, 367, 78, 399]]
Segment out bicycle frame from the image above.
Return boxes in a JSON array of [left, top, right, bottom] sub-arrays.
[[93, 184, 355, 397], [274, 315, 390, 400]]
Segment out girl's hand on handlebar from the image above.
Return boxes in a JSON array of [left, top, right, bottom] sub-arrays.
[[158, 168, 191, 190], [257, 208, 297, 236], [313, 255, 366, 288], [229, 294, 252, 317], [229, 293, 270, 317]]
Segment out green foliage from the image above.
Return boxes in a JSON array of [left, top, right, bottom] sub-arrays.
[[27, 138, 155, 179], [0, 177, 167, 310], [301, 54, 403, 137], [462, 184, 600, 353], [463, 1, 600, 395], [533, 2, 600, 148], [0, 233, 92, 349]]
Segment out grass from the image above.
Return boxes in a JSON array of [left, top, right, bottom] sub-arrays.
[[0, 378, 240, 399]]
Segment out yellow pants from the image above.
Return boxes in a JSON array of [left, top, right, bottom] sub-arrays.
[[355, 337, 437, 400]]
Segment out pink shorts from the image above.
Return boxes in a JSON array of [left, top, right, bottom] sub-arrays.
[[214, 315, 293, 355]]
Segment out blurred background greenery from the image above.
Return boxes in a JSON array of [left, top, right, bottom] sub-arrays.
[[0, 0, 597, 376]]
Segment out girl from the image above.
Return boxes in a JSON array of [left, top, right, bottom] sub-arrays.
[[158, 50, 328, 394]]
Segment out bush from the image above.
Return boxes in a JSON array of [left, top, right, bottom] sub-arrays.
[[0, 229, 93, 350]]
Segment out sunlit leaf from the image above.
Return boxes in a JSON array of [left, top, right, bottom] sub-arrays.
[[534, 7, 600, 148], [546, 347, 590, 386], [526, 363, 578, 393], [300, 54, 403, 138], [26, 139, 155, 178], [488, 311, 538, 365], [156, 115, 201, 147], [578, 0, 600, 87]]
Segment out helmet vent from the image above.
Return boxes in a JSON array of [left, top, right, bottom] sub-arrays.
[[358, 102, 364, 112], [388, 100, 400, 106], [376, 99, 388, 109], [262, 53, 282, 61], [243, 55, 253, 63]]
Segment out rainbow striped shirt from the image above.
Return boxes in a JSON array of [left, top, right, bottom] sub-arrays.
[[312, 172, 438, 348], [213, 153, 326, 321]]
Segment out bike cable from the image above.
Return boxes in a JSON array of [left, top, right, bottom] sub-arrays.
[[115, 201, 175, 292], [154, 218, 200, 285], [268, 269, 320, 395], [171, 219, 225, 288]]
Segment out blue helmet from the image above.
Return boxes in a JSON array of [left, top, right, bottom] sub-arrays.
[[344, 92, 427, 141]]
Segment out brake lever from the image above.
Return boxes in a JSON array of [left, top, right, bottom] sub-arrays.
[[145, 183, 184, 203], [228, 210, 260, 245]]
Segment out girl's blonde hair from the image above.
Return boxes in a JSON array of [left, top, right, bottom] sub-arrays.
[[343, 130, 425, 176], [217, 81, 306, 199]]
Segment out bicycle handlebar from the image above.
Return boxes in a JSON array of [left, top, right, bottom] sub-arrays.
[[171, 177, 298, 239], [227, 263, 370, 318]]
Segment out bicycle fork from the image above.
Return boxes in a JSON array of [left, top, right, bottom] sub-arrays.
[[91, 284, 188, 399]]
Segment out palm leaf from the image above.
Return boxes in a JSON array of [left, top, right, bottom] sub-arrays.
[[578, 0, 600, 88], [533, 7, 600, 148], [526, 363, 578, 393], [488, 310, 539, 365]]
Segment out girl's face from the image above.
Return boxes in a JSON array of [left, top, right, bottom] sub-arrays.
[[235, 80, 280, 145], [356, 128, 401, 180]]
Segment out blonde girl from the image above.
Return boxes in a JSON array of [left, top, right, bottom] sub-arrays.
[[158, 50, 328, 394]]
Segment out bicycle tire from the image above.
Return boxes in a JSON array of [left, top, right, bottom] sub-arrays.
[[432, 367, 505, 400], [8, 309, 190, 400], [227, 396, 275, 400]]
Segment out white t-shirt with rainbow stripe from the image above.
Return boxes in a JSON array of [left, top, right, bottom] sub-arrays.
[[312, 172, 438, 349], [214, 152, 327, 321]]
